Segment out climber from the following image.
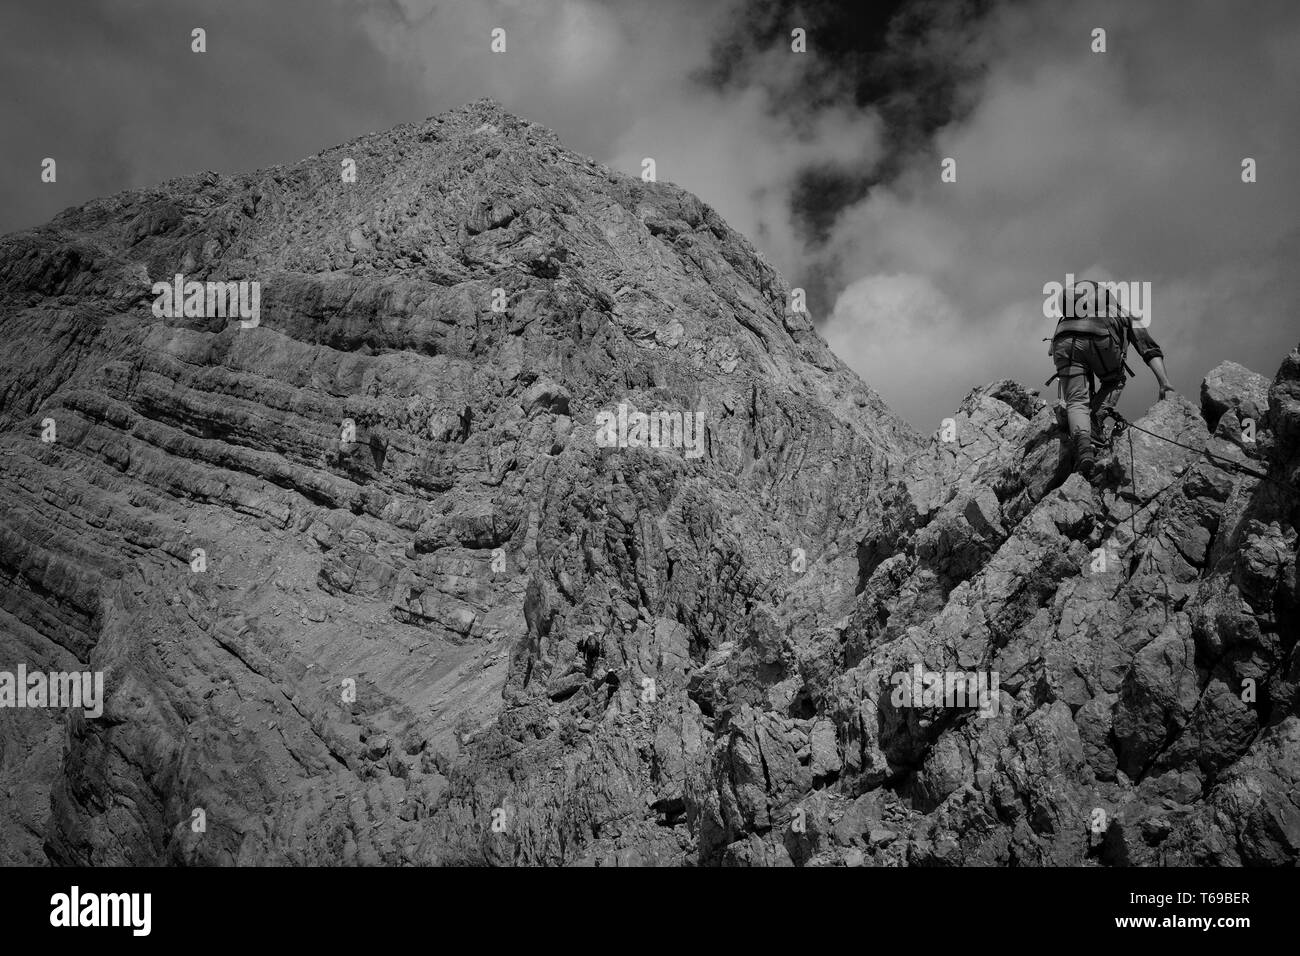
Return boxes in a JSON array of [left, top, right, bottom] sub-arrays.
[[1047, 278, 1174, 479]]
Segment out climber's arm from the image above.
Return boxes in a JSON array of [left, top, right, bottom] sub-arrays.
[[1129, 322, 1174, 398], [1147, 355, 1174, 399]]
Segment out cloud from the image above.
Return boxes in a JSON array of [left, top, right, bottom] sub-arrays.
[[604, 88, 883, 278], [820, 0, 1300, 426], [825, 273, 1022, 430], [0, 0, 427, 234]]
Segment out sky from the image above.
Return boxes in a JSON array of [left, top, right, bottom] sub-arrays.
[[2, 0, 1297, 428]]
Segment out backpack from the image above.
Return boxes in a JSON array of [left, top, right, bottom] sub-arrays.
[[1092, 283, 1132, 379], [1045, 280, 1135, 383]]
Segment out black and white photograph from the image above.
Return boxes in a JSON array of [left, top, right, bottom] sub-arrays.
[[0, 0, 1296, 938]]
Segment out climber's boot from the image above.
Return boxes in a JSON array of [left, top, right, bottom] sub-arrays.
[[1072, 432, 1097, 480]]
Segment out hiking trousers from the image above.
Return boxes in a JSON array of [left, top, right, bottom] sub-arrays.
[[1052, 333, 1125, 441]]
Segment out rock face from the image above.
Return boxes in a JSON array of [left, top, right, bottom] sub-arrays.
[[0, 100, 1296, 867]]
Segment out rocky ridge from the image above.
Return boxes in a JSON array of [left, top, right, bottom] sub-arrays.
[[0, 100, 1296, 866]]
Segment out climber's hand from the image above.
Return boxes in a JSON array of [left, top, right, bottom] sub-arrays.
[[1158, 386, 1176, 401]]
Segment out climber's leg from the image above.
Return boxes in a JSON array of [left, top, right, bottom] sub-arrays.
[[1088, 339, 1126, 451], [1054, 337, 1096, 477]]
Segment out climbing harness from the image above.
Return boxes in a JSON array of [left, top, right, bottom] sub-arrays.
[[1042, 333, 1136, 390]]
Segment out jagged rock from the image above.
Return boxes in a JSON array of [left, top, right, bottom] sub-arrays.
[[1201, 360, 1270, 431], [1, 100, 1297, 868], [808, 718, 841, 778]]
